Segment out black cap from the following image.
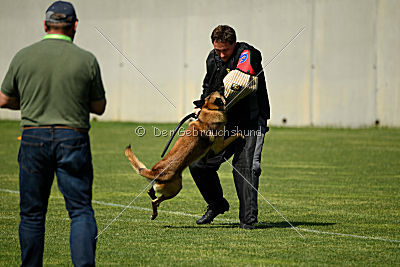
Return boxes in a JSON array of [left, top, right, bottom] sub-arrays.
[[45, 1, 77, 25]]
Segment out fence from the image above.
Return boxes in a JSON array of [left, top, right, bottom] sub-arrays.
[[0, 0, 399, 127]]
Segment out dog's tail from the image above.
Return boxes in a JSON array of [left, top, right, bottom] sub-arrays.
[[125, 145, 147, 175]]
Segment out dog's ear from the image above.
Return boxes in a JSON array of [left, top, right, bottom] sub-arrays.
[[213, 97, 224, 107], [193, 99, 205, 108]]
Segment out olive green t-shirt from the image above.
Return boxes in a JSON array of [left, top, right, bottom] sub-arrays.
[[1, 34, 105, 129]]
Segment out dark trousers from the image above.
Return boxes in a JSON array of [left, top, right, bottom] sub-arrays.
[[18, 127, 97, 267], [189, 130, 265, 224]]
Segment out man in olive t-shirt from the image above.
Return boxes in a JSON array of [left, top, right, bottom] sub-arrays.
[[0, 1, 106, 266], [1, 20, 105, 128]]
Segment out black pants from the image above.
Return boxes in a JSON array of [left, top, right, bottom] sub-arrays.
[[189, 131, 264, 224]]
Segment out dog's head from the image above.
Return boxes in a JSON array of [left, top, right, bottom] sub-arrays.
[[203, 91, 226, 111]]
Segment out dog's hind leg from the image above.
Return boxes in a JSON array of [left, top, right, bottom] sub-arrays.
[[151, 198, 159, 220], [151, 195, 175, 220], [148, 186, 157, 200]]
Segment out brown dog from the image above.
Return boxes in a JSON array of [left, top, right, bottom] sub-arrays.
[[125, 91, 242, 220]]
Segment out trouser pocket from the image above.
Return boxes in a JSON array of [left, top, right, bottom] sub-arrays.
[[19, 140, 45, 173]]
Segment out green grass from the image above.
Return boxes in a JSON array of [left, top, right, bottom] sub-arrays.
[[0, 120, 399, 265]]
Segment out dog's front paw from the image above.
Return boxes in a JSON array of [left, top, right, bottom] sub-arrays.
[[151, 213, 158, 220]]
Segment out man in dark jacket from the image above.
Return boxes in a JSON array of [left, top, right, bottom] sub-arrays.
[[190, 25, 270, 229]]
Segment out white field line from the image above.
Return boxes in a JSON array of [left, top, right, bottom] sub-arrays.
[[0, 188, 19, 194], [2, 188, 399, 243], [92, 200, 237, 223]]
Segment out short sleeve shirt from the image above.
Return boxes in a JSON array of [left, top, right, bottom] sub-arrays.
[[1, 35, 106, 129]]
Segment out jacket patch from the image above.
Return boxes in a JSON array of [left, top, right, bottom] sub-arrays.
[[236, 50, 255, 75], [239, 52, 248, 63]]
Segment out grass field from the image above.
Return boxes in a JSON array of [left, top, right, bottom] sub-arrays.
[[0, 120, 399, 265]]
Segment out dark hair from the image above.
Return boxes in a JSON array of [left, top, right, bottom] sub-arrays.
[[45, 22, 74, 32], [211, 25, 236, 44]]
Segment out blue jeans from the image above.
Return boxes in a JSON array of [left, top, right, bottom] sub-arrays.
[[18, 127, 97, 266]]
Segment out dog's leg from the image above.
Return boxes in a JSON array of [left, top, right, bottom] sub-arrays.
[[151, 198, 159, 220], [212, 134, 243, 154], [148, 186, 157, 200], [151, 195, 176, 220], [151, 196, 167, 220]]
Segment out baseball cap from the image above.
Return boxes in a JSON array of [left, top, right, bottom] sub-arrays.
[[45, 1, 77, 24]]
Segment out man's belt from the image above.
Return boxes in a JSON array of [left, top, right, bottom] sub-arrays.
[[23, 126, 88, 133]]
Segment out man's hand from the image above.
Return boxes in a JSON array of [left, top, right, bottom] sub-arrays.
[[0, 91, 20, 110]]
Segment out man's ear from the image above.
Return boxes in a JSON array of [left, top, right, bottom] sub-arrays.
[[74, 20, 78, 31], [214, 97, 224, 107], [44, 20, 48, 32]]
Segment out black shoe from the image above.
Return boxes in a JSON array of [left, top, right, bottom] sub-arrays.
[[239, 222, 255, 230], [196, 199, 229, 225]]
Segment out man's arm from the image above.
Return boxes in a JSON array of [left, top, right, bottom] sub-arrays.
[[235, 47, 270, 126], [0, 91, 20, 110], [250, 51, 270, 130], [90, 99, 106, 115], [256, 71, 270, 130], [252, 51, 270, 124]]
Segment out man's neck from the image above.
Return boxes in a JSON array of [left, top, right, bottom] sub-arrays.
[[45, 31, 74, 41]]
